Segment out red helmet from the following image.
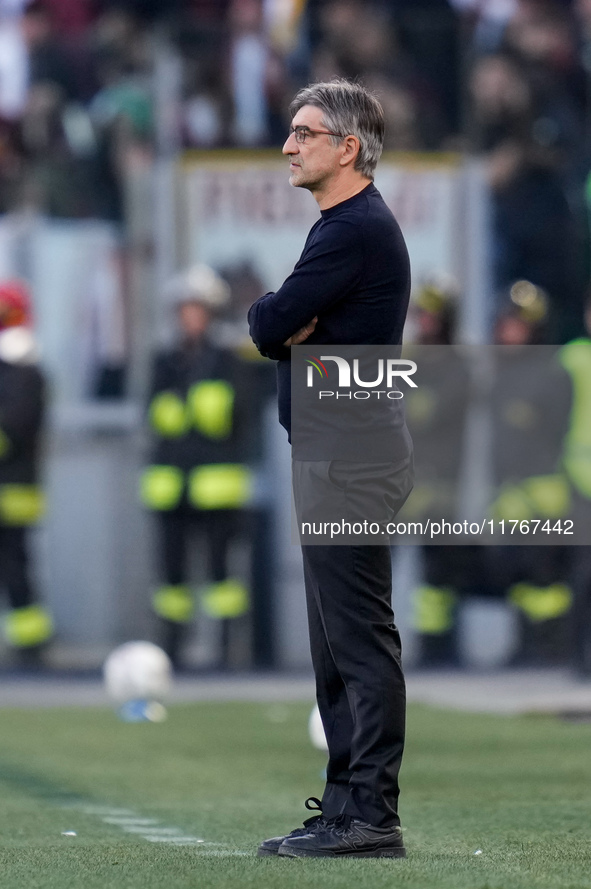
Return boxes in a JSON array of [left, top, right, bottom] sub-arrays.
[[0, 280, 33, 330]]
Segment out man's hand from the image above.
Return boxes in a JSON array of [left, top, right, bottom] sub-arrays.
[[284, 317, 318, 346]]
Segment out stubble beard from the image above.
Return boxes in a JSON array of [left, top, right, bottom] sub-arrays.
[[289, 166, 309, 189], [289, 164, 324, 192]]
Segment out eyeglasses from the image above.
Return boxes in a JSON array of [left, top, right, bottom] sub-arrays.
[[288, 125, 344, 144]]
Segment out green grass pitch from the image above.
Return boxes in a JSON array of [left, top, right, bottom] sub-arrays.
[[0, 699, 590, 888]]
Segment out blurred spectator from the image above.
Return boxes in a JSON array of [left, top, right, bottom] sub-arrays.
[[307, 0, 458, 147], [469, 51, 586, 341], [575, 0, 591, 54], [89, 7, 152, 143], [391, 0, 461, 138], [229, 0, 269, 145], [101, 0, 182, 21], [506, 2, 586, 108], [176, 3, 230, 147], [469, 52, 533, 149], [449, 0, 517, 54], [0, 1, 28, 122], [504, 2, 586, 170], [179, 0, 296, 147], [22, 0, 79, 101], [40, 0, 97, 38], [366, 73, 425, 152], [88, 11, 153, 218], [182, 54, 228, 148], [186, 0, 230, 22], [0, 118, 23, 212]]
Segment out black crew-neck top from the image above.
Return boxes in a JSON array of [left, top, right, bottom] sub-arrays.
[[248, 182, 411, 443]]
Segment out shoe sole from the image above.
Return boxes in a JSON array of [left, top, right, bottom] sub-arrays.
[[278, 846, 406, 859], [257, 846, 281, 857]]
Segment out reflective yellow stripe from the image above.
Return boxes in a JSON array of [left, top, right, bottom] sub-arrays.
[[490, 484, 532, 522], [0, 485, 46, 525], [398, 482, 436, 519], [188, 380, 235, 439], [201, 578, 249, 619], [405, 388, 437, 425], [509, 583, 572, 622], [4, 605, 53, 647], [236, 341, 268, 362], [491, 475, 570, 522], [140, 466, 184, 510], [559, 340, 591, 497], [413, 584, 457, 634], [0, 427, 11, 459], [152, 585, 194, 623], [188, 464, 252, 509], [522, 474, 570, 519], [149, 392, 188, 437]]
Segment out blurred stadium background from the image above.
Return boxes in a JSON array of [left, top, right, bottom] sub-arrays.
[[3, 0, 591, 675], [1, 2, 591, 886]]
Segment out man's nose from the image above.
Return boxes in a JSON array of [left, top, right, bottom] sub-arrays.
[[282, 131, 298, 155]]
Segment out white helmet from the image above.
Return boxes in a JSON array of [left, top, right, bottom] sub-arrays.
[[165, 264, 230, 311]]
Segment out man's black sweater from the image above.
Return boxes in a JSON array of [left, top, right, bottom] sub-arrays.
[[248, 182, 411, 441]]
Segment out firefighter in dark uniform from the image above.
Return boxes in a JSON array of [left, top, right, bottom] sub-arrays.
[[410, 280, 573, 666], [489, 284, 573, 664], [141, 265, 252, 667], [559, 299, 591, 674], [0, 280, 53, 660], [404, 281, 474, 665]]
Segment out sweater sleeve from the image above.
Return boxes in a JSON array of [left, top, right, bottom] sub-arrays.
[[248, 219, 363, 357]]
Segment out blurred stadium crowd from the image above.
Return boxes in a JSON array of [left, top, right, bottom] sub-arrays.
[[1, 0, 591, 338]]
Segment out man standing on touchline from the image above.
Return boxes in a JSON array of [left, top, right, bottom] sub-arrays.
[[248, 79, 413, 859]]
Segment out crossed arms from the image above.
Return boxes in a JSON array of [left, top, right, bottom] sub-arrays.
[[247, 219, 362, 359]]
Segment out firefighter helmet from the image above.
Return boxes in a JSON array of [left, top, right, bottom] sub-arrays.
[[0, 280, 33, 330], [164, 264, 230, 312]]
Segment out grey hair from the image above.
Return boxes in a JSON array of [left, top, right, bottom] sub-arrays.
[[289, 79, 384, 180]]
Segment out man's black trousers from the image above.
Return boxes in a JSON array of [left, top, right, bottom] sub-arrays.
[[302, 543, 406, 828]]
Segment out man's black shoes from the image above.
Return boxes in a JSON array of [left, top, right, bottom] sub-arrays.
[[257, 798, 326, 857], [277, 813, 406, 859]]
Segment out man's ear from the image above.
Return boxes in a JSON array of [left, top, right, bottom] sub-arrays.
[[339, 135, 361, 168]]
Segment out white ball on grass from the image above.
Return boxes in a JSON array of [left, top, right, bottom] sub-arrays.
[[103, 641, 172, 705]]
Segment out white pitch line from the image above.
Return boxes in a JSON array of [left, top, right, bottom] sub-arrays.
[[77, 806, 135, 816], [200, 851, 251, 857], [121, 826, 180, 835], [98, 812, 205, 846], [143, 836, 205, 845], [61, 800, 244, 851], [99, 815, 205, 845]]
